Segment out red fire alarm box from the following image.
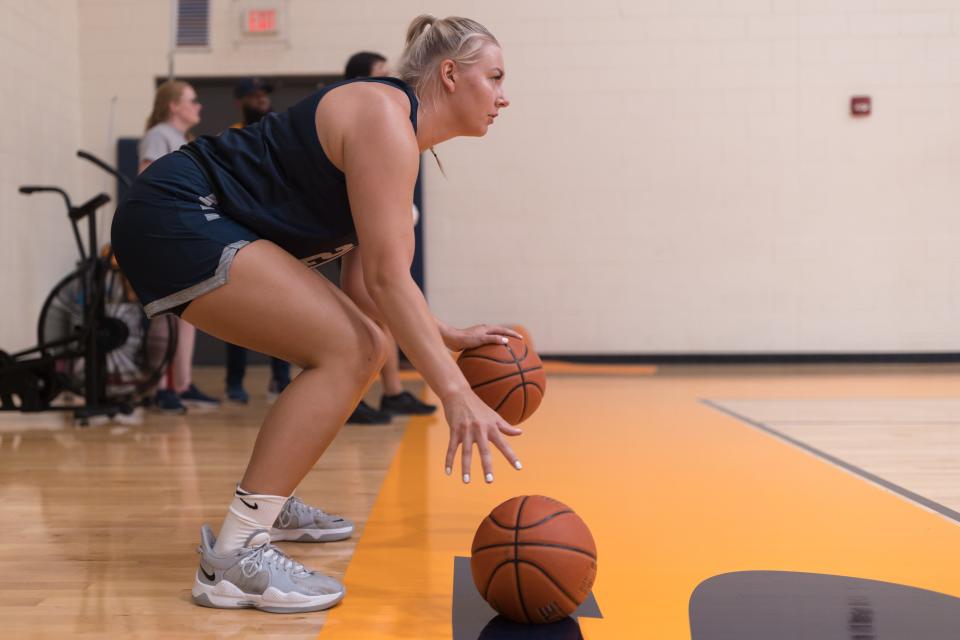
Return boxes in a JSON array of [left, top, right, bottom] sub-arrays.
[[851, 96, 871, 117]]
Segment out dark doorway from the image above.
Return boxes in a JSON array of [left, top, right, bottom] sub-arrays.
[[173, 75, 340, 136]]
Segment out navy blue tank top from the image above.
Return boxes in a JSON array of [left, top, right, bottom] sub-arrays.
[[181, 76, 418, 269]]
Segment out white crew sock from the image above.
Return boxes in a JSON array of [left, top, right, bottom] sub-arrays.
[[213, 485, 289, 554]]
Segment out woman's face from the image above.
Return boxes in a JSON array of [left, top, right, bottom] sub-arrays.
[[171, 85, 202, 127], [370, 59, 390, 77], [444, 43, 509, 137]]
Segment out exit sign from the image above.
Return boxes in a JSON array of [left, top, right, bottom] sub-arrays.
[[246, 9, 277, 34]]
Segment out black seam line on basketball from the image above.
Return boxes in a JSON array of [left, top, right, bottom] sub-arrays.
[[503, 341, 524, 370], [488, 382, 543, 411], [470, 366, 544, 390], [515, 496, 532, 624], [517, 347, 529, 419], [516, 560, 581, 610], [488, 380, 546, 397], [480, 495, 528, 599], [703, 398, 960, 526], [486, 510, 575, 531], [459, 354, 520, 364], [471, 542, 597, 560], [502, 341, 530, 419], [482, 559, 515, 601], [487, 513, 515, 530], [494, 384, 525, 413], [499, 340, 528, 418]]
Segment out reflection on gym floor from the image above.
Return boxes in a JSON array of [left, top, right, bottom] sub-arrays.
[[5, 365, 960, 639]]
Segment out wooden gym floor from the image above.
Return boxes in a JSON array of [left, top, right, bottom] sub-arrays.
[[4, 363, 960, 639]]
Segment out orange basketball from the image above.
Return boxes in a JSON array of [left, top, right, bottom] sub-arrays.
[[471, 496, 598, 624], [457, 335, 546, 425]]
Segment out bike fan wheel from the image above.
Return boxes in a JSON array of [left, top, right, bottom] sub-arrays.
[[37, 262, 177, 401]]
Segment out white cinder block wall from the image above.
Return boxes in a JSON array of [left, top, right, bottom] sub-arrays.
[[425, 0, 960, 354], [0, 2, 83, 351], [5, 0, 960, 354]]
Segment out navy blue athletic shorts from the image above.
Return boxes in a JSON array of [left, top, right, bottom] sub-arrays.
[[111, 151, 259, 318]]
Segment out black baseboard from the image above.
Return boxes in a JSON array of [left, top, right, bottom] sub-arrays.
[[195, 345, 960, 368], [541, 353, 960, 365]]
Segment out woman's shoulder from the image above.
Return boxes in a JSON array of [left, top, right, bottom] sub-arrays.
[[145, 121, 173, 134], [143, 122, 185, 142], [326, 78, 412, 112], [312, 79, 419, 172], [315, 78, 416, 136], [139, 122, 187, 161]]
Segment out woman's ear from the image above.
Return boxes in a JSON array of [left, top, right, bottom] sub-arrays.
[[439, 59, 457, 93]]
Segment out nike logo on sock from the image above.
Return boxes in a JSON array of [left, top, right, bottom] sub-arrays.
[[239, 497, 259, 510], [200, 565, 216, 581]]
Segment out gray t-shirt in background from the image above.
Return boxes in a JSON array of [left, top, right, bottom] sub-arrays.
[[138, 122, 187, 163]]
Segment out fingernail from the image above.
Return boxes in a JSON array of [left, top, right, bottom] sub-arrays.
[[463, 474, 470, 483], [514, 460, 523, 470], [445, 466, 452, 476], [485, 473, 494, 483], [501, 337, 508, 344]]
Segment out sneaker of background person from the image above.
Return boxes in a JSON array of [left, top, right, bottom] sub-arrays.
[[347, 400, 392, 424], [266, 377, 290, 404], [153, 388, 187, 414], [380, 390, 437, 416], [225, 385, 249, 404], [180, 383, 221, 409]]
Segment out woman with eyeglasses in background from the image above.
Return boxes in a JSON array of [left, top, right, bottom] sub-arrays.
[[138, 80, 221, 414]]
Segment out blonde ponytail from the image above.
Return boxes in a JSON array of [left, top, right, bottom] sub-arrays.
[[404, 14, 437, 47]]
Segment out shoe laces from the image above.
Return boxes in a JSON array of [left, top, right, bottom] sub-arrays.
[[278, 496, 328, 528], [239, 540, 311, 578]]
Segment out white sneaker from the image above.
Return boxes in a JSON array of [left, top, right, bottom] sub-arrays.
[[270, 496, 354, 542], [192, 525, 345, 613]]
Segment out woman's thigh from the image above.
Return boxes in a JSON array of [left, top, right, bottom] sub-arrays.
[[181, 240, 385, 371]]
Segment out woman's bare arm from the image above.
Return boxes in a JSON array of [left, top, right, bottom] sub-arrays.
[[339, 88, 522, 482]]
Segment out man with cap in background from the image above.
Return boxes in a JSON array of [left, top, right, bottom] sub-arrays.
[[233, 77, 274, 128]]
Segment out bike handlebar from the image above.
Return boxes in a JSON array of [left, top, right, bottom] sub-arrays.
[[18, 187, 110, 222], [69, 193, 111, 221], [19, 152, 124, 264], [77, 150, 132, 189], [19, 186, 72, 210]]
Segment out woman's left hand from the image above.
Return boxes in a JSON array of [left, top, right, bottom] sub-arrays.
[[442, 324, 523, 352]]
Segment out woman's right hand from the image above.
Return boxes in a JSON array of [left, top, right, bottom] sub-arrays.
[[442, 390, 523, 484]]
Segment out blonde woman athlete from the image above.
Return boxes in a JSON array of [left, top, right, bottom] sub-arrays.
[[111, 15, 519, 613]]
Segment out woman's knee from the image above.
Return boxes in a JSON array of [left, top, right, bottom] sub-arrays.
[[302, 316, 387, 377], [357, 319, 389, 376]]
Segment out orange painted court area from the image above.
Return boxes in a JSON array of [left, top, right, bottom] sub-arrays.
[[321, 368, 960, 639]]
